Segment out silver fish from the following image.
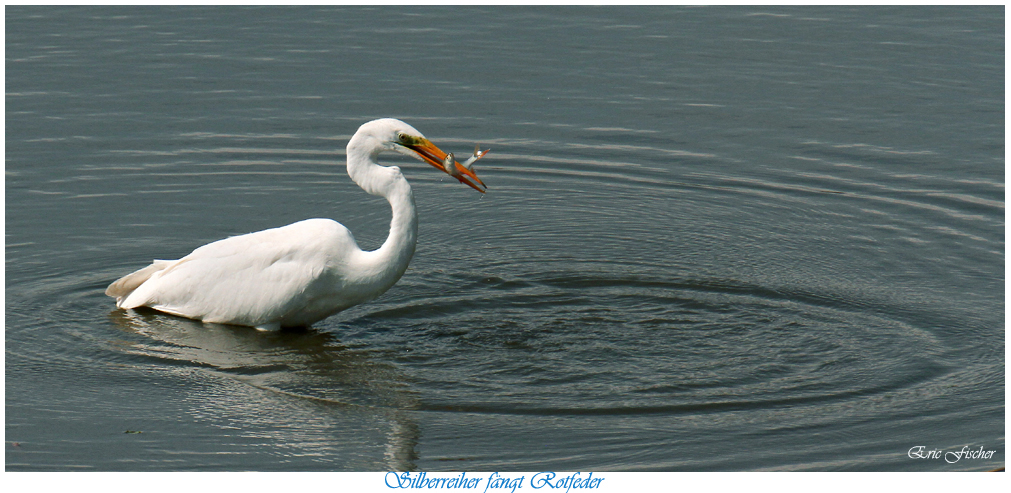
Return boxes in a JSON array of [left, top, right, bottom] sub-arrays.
[[461, 145, 490, 171]]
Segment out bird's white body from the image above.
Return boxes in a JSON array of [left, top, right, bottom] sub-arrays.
[[106, 119, 483, 330]]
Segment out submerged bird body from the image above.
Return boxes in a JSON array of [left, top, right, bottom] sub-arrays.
[[106, 119, 486, 330], [107, 218, 400, 330]]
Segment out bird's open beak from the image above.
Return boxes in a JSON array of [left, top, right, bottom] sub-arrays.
[[404, 139, 487, 193]]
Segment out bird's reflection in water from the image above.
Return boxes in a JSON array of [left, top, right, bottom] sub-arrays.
[[108, 308, 419, 470]]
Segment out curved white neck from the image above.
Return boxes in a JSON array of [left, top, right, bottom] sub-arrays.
[[345, 137, 419, 296]]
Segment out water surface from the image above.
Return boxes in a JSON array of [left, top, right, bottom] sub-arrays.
[[5, 6, 1004, 471]]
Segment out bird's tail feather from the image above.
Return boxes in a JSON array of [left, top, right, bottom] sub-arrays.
[[105, 260, 173, 306]]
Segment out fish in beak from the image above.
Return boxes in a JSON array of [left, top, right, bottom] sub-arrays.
[[402, 138, 488, 193]]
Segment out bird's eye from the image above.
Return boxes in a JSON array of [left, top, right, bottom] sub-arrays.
[[398, 133, 408, 142]]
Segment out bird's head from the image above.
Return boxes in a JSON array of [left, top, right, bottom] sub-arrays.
[[357, 118, 486, 193]]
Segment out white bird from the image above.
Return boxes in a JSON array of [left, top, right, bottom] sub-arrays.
[[105, 118, 487, 331]]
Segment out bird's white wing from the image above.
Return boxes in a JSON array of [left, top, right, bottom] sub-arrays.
[[117, 219, 360, 327]]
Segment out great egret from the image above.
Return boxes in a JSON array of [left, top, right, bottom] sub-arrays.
[[106, 118, 487, 331]]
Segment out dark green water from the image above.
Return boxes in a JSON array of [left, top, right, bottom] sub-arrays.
[[5, 6, 1004, 471]]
